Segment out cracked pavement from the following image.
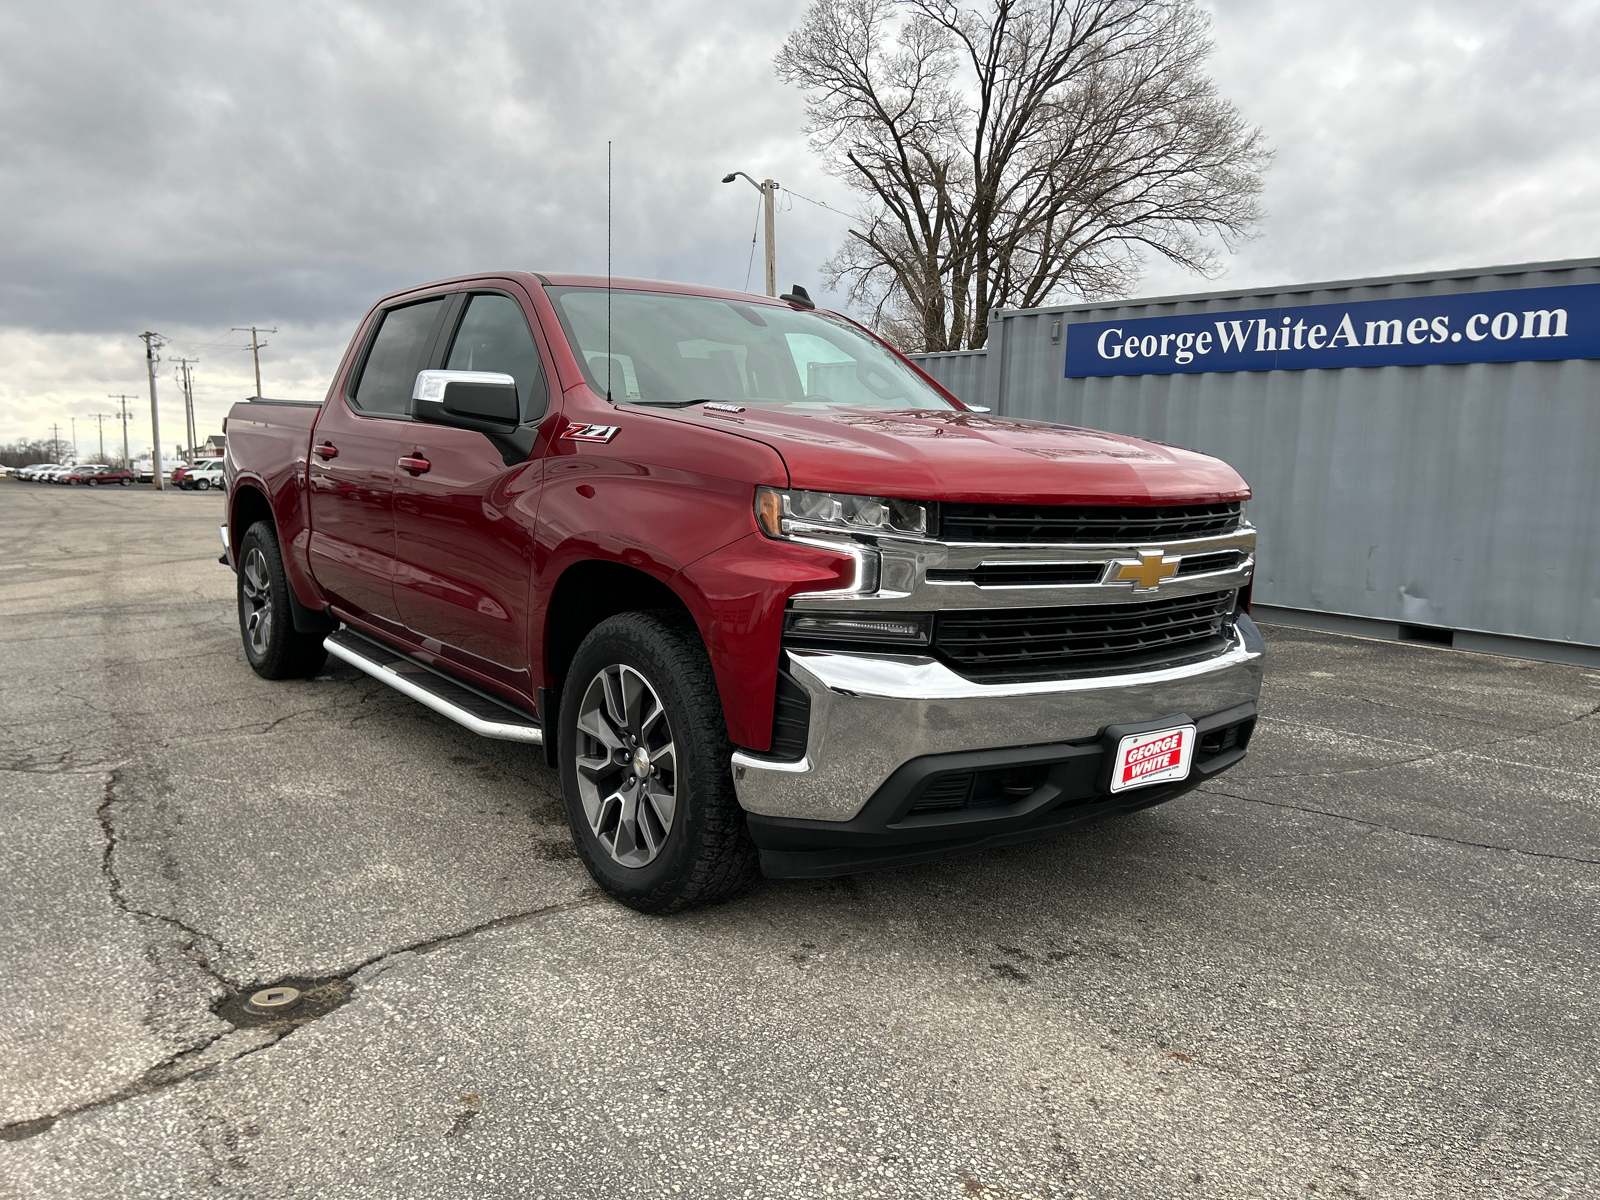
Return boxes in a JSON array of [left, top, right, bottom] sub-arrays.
[[1, 483, 1597, 1199]]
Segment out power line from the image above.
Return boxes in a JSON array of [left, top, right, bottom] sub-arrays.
[[781, 186, 854, 220], [742, 190, 763, 293], [167, 331, 241, 356]]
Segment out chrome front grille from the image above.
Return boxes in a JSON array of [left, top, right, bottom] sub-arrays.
[[933, 590, 1238, 680], [939, 501, 1243, 544], [785, 502, 1256, 680]]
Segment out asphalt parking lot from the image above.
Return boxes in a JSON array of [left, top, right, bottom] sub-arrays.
[[1, 483, 1596, 1200]]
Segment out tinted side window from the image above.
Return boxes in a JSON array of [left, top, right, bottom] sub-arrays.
[[445, 294, 549, 422], [352, 299, 445, 416]]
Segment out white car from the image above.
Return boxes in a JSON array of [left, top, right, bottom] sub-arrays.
[[182, 460, 227, 491]]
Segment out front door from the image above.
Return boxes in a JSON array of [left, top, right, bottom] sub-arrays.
[[307, 295, 447, 626], [393, 289, 554, 699]]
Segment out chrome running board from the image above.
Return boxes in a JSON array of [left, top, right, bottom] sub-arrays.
[[324, 629, 544, 744]]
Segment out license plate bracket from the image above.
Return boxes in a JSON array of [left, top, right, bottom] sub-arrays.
[[1100, 714, 1197, 795]]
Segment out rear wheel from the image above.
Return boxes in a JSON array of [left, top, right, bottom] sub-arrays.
[[86, 478, 98, 487], [120, 478, 132, 486], [558, 611, 758, 913], [237, 521, 328, 679]]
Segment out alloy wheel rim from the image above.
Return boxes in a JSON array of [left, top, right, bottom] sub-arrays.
[[574, 663, 677, 868], [239, 547, 273, 658]]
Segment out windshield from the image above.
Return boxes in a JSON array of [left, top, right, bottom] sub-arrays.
[[546, 287, 956, 411]]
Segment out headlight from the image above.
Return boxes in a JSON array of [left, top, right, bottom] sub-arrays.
[[755, 487, 929, 540]]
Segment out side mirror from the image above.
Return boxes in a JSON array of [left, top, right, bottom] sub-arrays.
[[411, 370, 520, 432]]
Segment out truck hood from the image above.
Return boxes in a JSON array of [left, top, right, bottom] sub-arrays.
[[639, 406, 1248, 504]]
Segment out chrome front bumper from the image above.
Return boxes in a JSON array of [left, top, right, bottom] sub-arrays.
[[731, 614, 1266, 821]]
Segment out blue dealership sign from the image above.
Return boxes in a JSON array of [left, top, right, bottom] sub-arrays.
[[1064, 283, 1600, 377]]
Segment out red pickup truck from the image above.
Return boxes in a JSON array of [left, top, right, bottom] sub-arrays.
[[223, 272, 1263, 912]]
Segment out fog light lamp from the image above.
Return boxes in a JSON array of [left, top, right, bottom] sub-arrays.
[[784, 611, 932, 645]]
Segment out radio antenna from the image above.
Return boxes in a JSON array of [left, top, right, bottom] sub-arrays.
[[606, 140, 613, 402]]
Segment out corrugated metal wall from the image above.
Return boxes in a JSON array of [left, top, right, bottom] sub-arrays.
[[912, 348, 987, 406], [909, 257, 1600, 654]]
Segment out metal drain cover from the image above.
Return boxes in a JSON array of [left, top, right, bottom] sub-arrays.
[[244, 986, 302, 1014]]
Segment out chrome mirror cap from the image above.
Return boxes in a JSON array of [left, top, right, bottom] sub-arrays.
[[412, 369, 516, 402]]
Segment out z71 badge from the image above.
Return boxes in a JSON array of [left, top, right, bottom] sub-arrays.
[[561, 423, 621, 443]]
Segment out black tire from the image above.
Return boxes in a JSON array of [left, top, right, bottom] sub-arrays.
[[197, 478, 210, 491], [236, 521, 329, 680], [558, 611, 759, 913], [120, 478, 131, 486], [86, 478, 98, 487]]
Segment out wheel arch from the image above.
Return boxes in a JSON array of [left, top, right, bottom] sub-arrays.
[[229, 482, 274, 560], [230, 481, 337, 634], [542, 559, 695, 700]]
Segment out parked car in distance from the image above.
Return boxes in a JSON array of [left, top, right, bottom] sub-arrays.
[[183, 460, 227, 490], [38, 464, 74, 483], [62, 464, 136, 487]]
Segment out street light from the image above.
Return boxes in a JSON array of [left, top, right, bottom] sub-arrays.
[[723, 171, 778, 297]]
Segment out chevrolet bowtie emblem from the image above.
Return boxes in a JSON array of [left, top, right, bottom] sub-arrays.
[[1113, 551, 1181, 590]]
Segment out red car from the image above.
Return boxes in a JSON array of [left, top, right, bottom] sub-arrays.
[[62, 465, 135, 487], [223, 272, 1263, 912]]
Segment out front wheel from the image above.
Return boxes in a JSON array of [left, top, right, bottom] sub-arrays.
[[197, 478, 210, 491], [86, 478, 98, 487], [558, 611, 759, 913], [237, 521, 328, 679], [120, 478, 132, 486]]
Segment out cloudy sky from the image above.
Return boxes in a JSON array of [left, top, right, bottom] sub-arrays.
[[2, 0, 1597, 454]]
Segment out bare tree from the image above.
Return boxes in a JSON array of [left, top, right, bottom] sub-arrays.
[[0, 439, 57, 469], [777, 0, 1271, 351]]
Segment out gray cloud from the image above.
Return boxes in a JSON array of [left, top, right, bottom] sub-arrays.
[[0, 0, 842, 335], [3, 0, 1598, 445], [1139, 0, 1600, 295]]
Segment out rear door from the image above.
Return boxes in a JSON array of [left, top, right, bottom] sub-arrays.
[[392, 287, 555, 699], [307, 295, 449, 627]]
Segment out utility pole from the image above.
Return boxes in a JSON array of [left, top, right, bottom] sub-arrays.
[[721, 171, 779, 296], [174, 358, 199, 463], [109, 395, 136, 465], [138, 332, 166, 489], [71, 416, 78, 459], [48, 423, 63, 462], [86, 412, 112, 461], [231, 326, 275, 398]]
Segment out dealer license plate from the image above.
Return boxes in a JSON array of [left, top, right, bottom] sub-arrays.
[[1109, 723, 1197, 793]]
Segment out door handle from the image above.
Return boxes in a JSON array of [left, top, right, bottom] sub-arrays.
[[398, 454, 431, 475], [313, 442, 339, 460]]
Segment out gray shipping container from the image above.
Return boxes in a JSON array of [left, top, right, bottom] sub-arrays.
[[909, 256, 1600, 666]]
